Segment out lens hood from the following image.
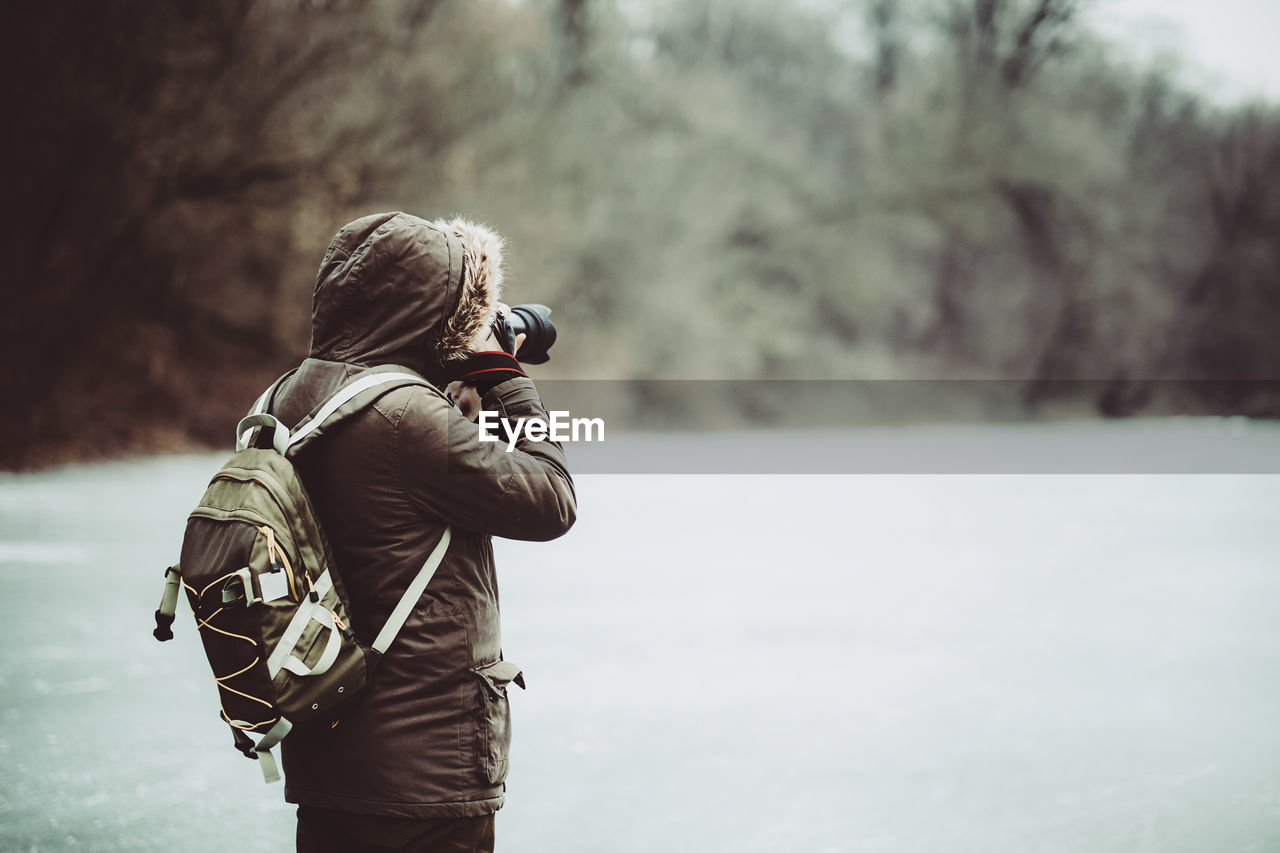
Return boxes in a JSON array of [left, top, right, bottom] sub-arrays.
[[508, 303, 557, 364]]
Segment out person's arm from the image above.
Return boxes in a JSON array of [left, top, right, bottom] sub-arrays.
[[395, 377, 577, 541]]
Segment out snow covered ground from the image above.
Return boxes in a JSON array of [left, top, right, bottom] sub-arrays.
[[2, 421, 1278, 852]]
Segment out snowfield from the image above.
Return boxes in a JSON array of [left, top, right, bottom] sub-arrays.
[[2, 421, 1278, 852]]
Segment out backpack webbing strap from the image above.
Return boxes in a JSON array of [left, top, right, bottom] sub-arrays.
[[241, 369, 297, 450], [279, 607, 342, 678], [372, 527, 453, 654], [267, 570, 337, 678], [246, 717, 292, 784], [249, 371, 292, 416], [238, 365, 438, 457], [235, 414, 288, 455], [286, 368, 435, 457]]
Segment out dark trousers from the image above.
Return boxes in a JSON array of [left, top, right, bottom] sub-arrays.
[[296, 806, 495, 853]]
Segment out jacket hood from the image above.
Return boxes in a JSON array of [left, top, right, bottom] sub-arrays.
[[308, 211, 505, 376]]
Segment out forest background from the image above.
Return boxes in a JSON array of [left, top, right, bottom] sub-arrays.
[[2, 0, 1278, 469]]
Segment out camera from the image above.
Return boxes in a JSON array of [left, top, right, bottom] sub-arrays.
[[505, 303, 557, 364], [435, 303, 558, 390]]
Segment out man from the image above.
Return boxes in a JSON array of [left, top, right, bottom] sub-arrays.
[[265, 212, 577, 852]]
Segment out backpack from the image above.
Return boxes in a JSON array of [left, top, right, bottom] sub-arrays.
[[153, 365, 452, 783]]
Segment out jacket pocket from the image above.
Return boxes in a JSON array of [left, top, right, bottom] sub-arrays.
[[470, 659, 525, 786]]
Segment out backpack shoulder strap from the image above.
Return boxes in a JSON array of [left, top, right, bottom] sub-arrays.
[[287, 365, 454, 655], [248, 368, 297, 418], [371, 526, 453, 654], [237, 368, 299, 452], [285, 364, 440, 457], [233, 364, 440, 457]]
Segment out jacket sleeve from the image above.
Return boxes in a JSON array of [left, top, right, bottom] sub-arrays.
[[395, 377, 577, 541]]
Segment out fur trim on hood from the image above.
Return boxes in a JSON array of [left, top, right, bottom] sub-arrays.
[[308, 212, 506, 377], [432, 217, 504, 364]]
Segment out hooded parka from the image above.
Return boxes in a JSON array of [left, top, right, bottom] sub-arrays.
[[269, 212, 576, 817]]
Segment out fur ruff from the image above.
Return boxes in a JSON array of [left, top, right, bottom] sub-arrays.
[[433, 217, 505, 363]]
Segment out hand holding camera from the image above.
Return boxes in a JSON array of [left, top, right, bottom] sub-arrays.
[[444, 303, 557, 420]]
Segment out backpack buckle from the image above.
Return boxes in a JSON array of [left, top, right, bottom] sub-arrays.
[[152, 610, 175, 642], [153, 565, 183, 641]]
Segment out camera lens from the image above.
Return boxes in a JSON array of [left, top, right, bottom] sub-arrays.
[[508, 304, 557, 364]]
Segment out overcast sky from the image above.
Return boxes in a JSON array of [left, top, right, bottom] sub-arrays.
[[1085, 0, 1280, 104]]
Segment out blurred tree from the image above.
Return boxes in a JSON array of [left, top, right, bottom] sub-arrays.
[[866, 0, 902, 98], [0, 0, 510, 466], [2, 0, 1277, 465], [556, 0, 593, 90], [1167, 111, 1280, 389]]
